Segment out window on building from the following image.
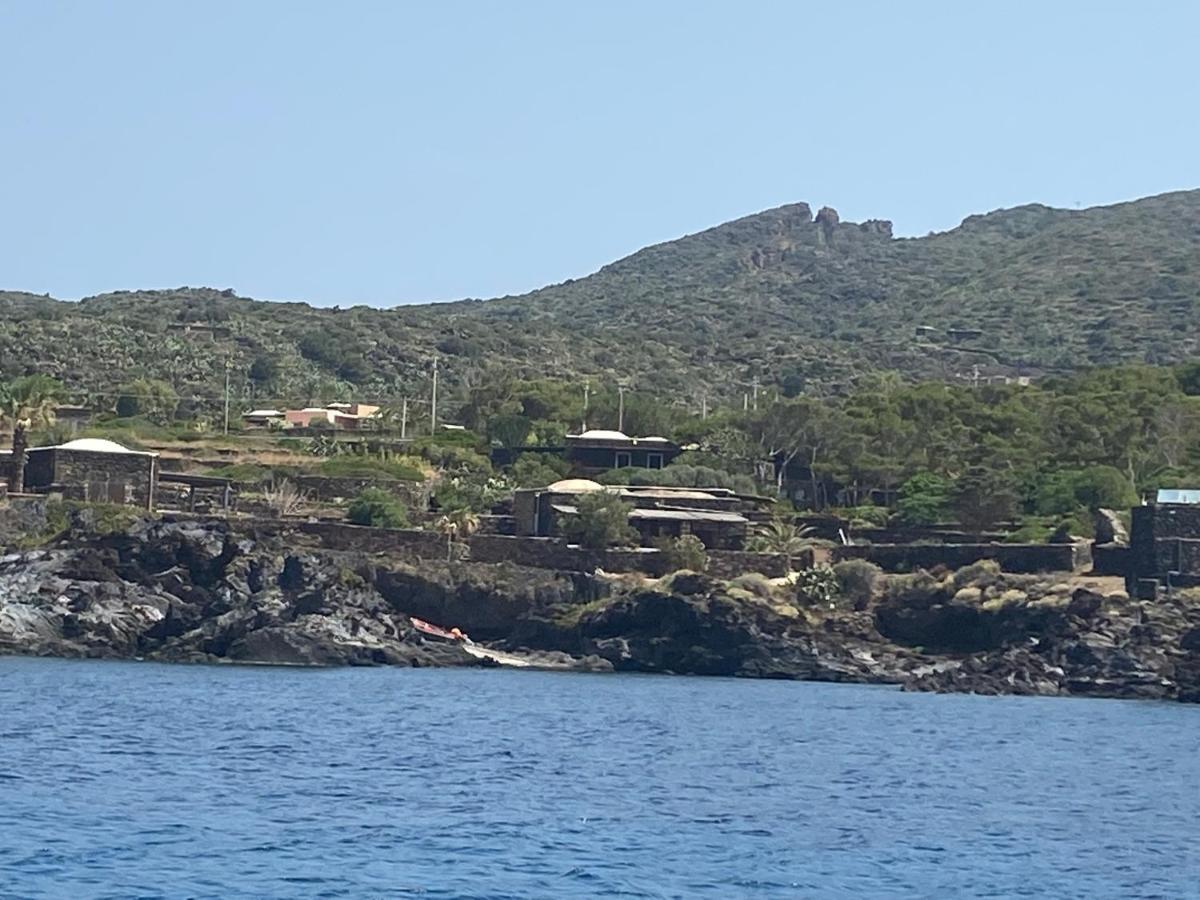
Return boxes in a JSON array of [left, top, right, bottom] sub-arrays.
[[646, 453, 664, 469], [615, 451, 632, 468]]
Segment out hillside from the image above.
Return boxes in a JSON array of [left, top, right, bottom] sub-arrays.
[[2, 189, 1198, 412]]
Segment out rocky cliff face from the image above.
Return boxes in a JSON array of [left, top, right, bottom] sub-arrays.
[[1, 516, 1198, 702]]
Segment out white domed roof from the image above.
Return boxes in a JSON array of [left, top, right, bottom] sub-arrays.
[[638, 435, 671, 443], [547, 478, 605, 493], [55, 438, 153, 455], [576, 429, 629, 440]]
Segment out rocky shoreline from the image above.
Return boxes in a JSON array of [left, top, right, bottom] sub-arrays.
[[1, 513, 1198, 702]]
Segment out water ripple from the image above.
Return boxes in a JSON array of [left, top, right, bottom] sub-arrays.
[[0, 657, 1197, 898]]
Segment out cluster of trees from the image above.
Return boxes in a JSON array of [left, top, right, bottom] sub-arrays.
[[458, 364, 1200, 536], [726, 365, 1200, 533]]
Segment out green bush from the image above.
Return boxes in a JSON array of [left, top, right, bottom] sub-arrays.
[[598, 461, 757, 495], [833, 559, 883, 609], [562, 490, 637, 549], [844, 505, 891, 527], [347, 488, 409, 528], [319, 456, 424, 482], [509, 453, 570, 488], [729, 572, 775, 599], [657, 534, 709, 572]]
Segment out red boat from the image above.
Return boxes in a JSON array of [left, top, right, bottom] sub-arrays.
[[410, 617, 467, 642]]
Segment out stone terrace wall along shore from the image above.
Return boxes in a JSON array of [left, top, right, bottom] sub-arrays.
[[832, 541, 1091, 574], [221, 517, 793, 579]]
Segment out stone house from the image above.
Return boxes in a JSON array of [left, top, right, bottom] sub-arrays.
[[513, 479, 750, 550], [1128, 491, 1200, 593], [23, 438, 159, 510], [563, 430, 682, 472]]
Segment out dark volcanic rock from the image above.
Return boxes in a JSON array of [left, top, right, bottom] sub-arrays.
[[2, 517, 1199, 700]]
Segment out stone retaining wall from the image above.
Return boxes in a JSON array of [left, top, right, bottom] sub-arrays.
[[232, 517, 790, 578], [832, 541, 1089, 574]]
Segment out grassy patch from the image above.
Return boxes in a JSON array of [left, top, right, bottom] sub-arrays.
[[319, 456, 424, 482]]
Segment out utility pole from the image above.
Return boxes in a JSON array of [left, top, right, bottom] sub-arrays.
[[222, 359, 231, 436], [582, 381, 590, 432], [430, 356, 439, 435], [701, 393, 708, 420], [400, 397, 408, 440], [752, 376, 760, 411], [743, 392, 749, 412], [617, 385, 626, 433]]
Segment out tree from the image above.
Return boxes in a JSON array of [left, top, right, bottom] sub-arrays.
[[748, 397, 847, 506], [115, 378, 178, 424], [562, 490, 636, 549], [435, 508, 480, 561], [747, 517, 816, 571], [1035, 466, 1138, 515], [895, 471, 954, 525], [248, 355, 278, 393], [510, 453, 569, 487], [0, 375, 64, 491], [953, 467, 1018, 534], [487, 413, 533, 449]]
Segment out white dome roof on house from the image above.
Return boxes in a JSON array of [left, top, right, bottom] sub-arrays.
[[547, 478, 605, 493], [638, 435, 671, 443], [576, 429, 629, 440], [54, 438, 154, 456]]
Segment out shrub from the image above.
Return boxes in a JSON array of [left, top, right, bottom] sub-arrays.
[[598, 461, 757, 495], [795, 564, 839, 606], [114, 378, 178, 424], [729, 572, 774, 599], [509, 453, 570, 487], [833, 559, 883, 609], [262, 479, 308, 517], [347, 488, 409, 528], [434, 474, 512, 513], [951, 559, 1003, 590], [658, 534, 708, 572], [562, 490, 636, 550], [842, 505, 890, 528], [319, 456, 424, 482], [882, 571, 943, 606]]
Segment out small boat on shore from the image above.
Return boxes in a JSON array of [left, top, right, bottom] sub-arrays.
[[410, 617, 467, 642]]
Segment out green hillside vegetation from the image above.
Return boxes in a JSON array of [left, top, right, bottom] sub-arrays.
[[2, 190, 1199, 420]]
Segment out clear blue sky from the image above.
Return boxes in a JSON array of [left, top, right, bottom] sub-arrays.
[[2, 1, 1196, 307]]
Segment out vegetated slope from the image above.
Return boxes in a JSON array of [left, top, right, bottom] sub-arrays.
[[2, 189, 1197, 409]]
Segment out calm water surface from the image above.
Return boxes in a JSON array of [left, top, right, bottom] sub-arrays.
[[0, 657, 1197, 898]]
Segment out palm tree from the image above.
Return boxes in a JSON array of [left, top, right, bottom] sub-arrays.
[[0, 375, 64, 491], [435, 508, 481, 561], [747, 517, 816, 571]]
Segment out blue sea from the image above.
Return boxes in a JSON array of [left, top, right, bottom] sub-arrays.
[[0, 658, 1197, 898]]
